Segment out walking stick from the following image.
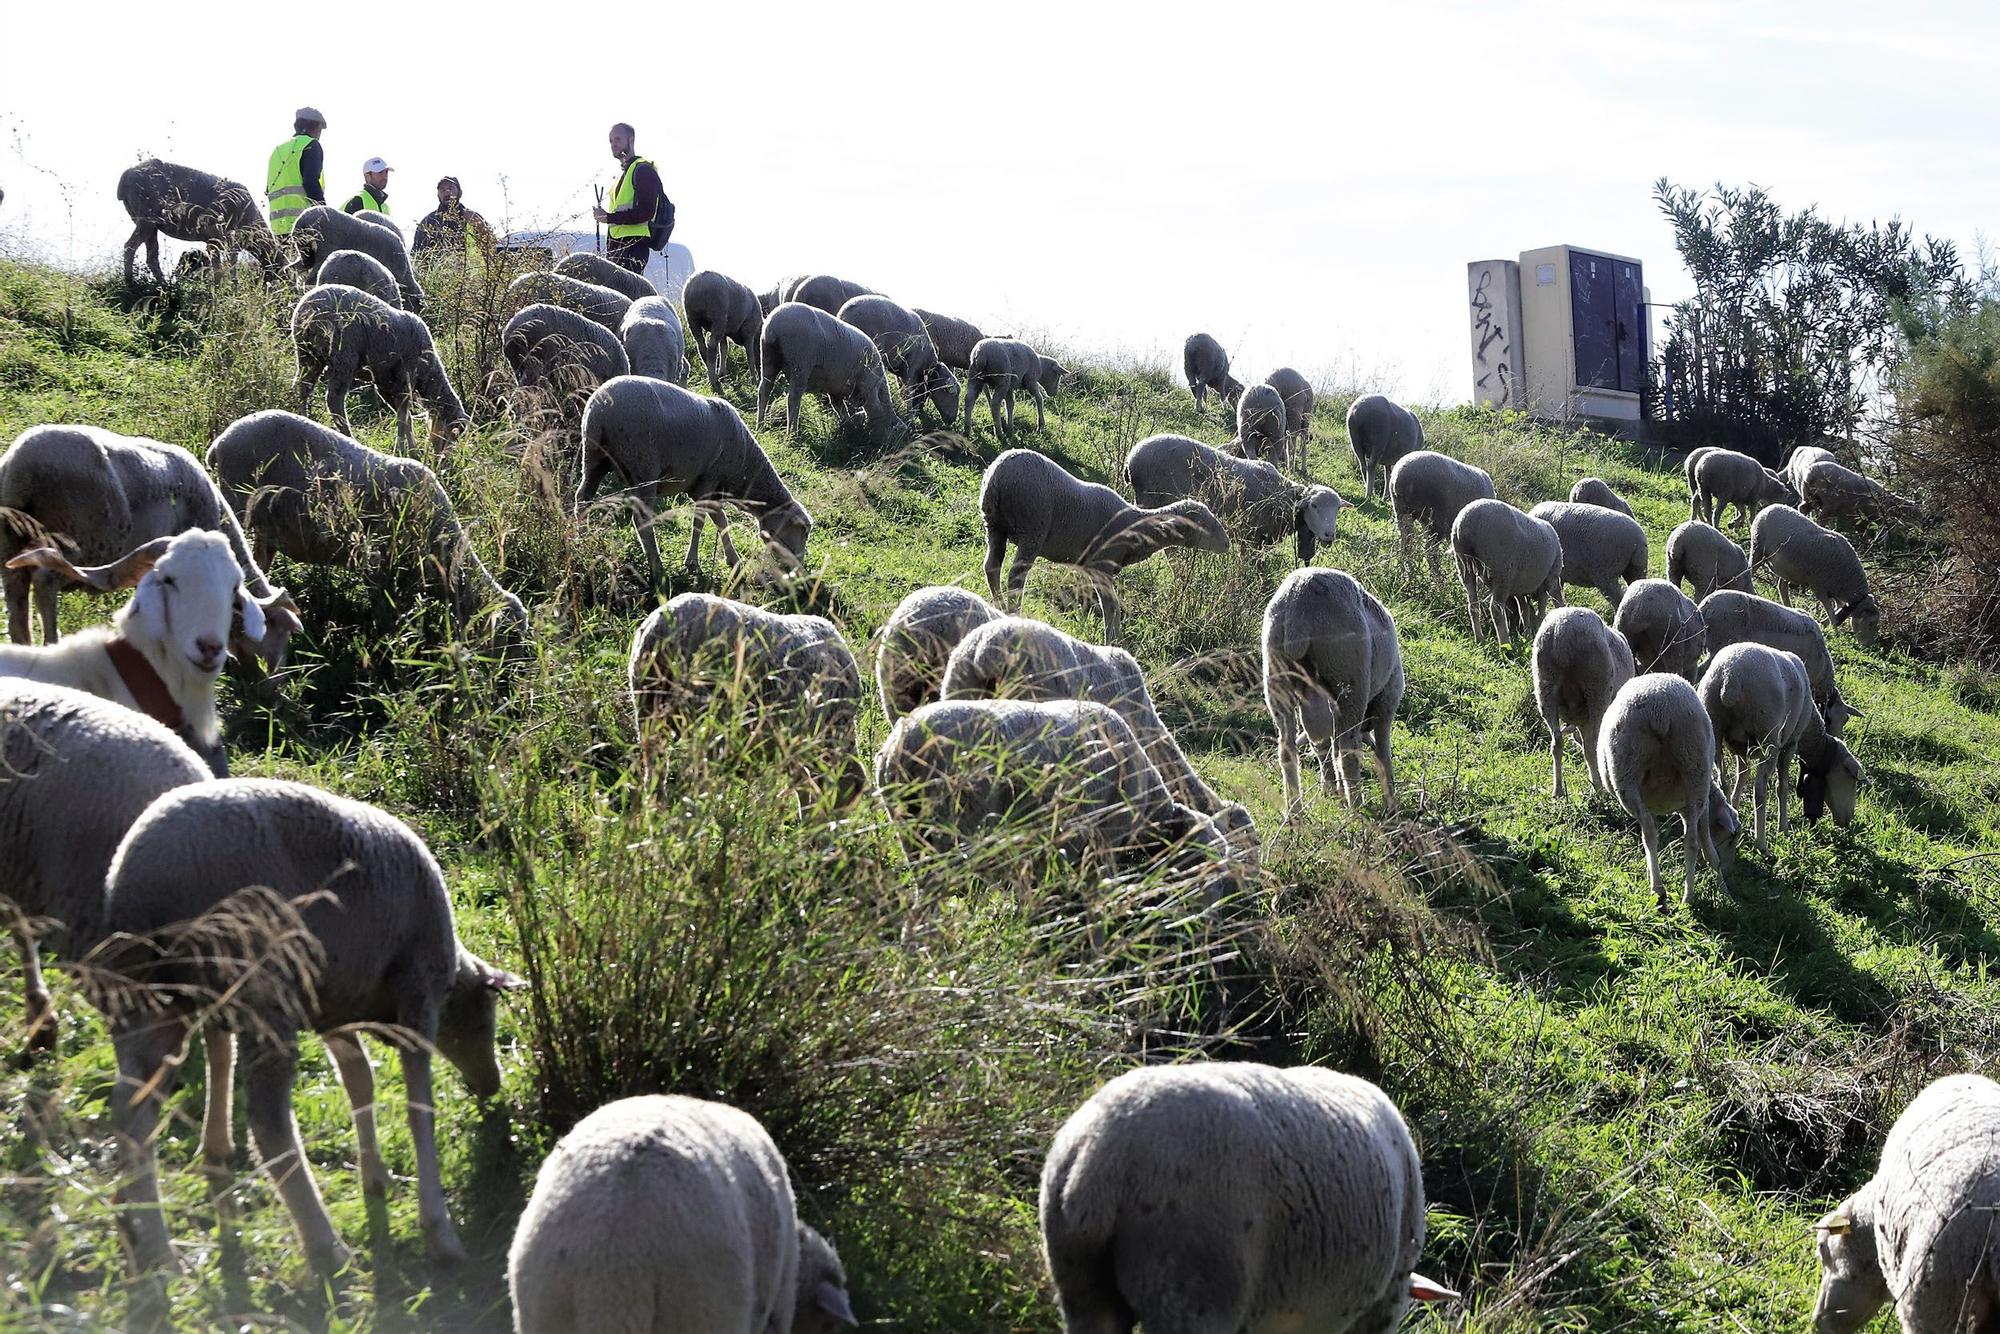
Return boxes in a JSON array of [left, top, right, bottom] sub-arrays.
[[594, 185, 604, 255]]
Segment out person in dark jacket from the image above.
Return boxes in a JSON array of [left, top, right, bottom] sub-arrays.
[[412, 176, 494, 258], [591, 122, 669, 274]]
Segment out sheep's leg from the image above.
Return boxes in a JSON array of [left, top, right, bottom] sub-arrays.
[[984, 529, 1009, 604], [704, 334, 725, 394], [1455, 559, 1484, 640], [1272, 700, 1305, 818], [31, 573, 57, 647], [1549, 720, 1567, 800], [325, 370, 356, 437], [111, 1016, 190, 1273], [1368, 694, 1398, 812], [397, 1043, 467, 1265], [200, 1028, 236, 1182], [1637, 808, 1666, 907], [1752, 758, 1772, 850], [145, 229, 164, 284], [4, 568, 28, 644], [754, 368, 775, 428], [1004, 547, 1039, 611], [1680, 804, 1703, 902], [677, 500, 704, 578], [1775, 577, 1793, 607], [1776, 743, 1796, 836], [12, 926, 53, 1058], [324, 1031, 391, 1196], [296, 356, 324, 420], [1030, 384, 1048, 432], [785, 379, 805, 438], [962, 377, 979, 434], [242, 1035, 346, 1276], [714, 514, 742, 569], [393, 373, 416, 453], [1099, 581, 1123, 645], [122, 223, 154, 288]]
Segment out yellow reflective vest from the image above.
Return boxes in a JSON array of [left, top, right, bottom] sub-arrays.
[[345, 184, 389, 216], [608, 156, 654, 239], [266, 134, 321, 236]]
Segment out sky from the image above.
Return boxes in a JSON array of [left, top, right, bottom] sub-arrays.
[[3, 0, 1996, 403]]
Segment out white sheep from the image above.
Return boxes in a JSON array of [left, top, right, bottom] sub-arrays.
[[621, 294, 689, 385], [1040, 1063, 1457, 1334], [1263, 567, 1404, 815], [1449, 498, 1565, 644], [292, 282, 469, 451], [1613, 578, 1706, 679], [1528, 499, 1650, 609], [964, 337, 1066, 442], [1596, 673, 1742, 907], [1182, 332, 1243, 412], [1784, 443, 1838, 500], [1389, 450, 1496, 578], [101, 777, 525, 1275], [287, 204, 425, 310], [757, 301, 901, 440], [553, 248, 659, 302], [502, 302, 632, 412], [1264, 366, 1315, 460], [1698, 642, 1861, 848], [684, 269, 766, 391], [1812, 1073, 2000, 1334], [1569, 476, 1634, 516], [508, 1095, 856, 1334], [1531, 606, 1636, 799], [1697, 589, 1859, 736], [836, 294, 960, 428], [315, 248, 403, 306], [1232, 381, 1289, 467], [913, 307, 986, 372], [1692, 448, 1797, 529], [980, 448, 1229, 643], [1346, 394, 1424, 502], [874, 585, 1005, 722], [1748, 504, 1881, 646], [506, 270, 634, 335], [1125, 433, 1348, 563], [790, 273, 876, 314], [1682, 446, 1716, 521], [1800, 459, 1922, 531], [1665, 520, 1751, 600]]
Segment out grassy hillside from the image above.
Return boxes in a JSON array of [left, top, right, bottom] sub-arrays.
[[3, 256, 1998, 1332]]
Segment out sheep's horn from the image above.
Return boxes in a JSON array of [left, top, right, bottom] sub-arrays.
[[1814, 1208, 1853, 1234], [7, 535, 173, 591]]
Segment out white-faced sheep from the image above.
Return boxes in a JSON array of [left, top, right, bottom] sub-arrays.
[[684, 269, 766, 391], [1126, 433, 1349, 563], [913, 307, 986, 372], [292, 283, 469, 451], [315, 248, 403, 306], [1529, 500, 1650, 609], [287, 204, 424, 310], [508, 1095, 856, 1334], [1692, 448, 1797, 529], [1569, 476, 1634, 516], [1346, 394, 1424, 502], [1040, 1063, 1457, 1334], [1182, 332, 1243, 412], [1264, 366, 1315, 459], [1390, 450, 1496, 577], [1698, 589, 1859, 736], [1784, 443, 1839, 500], [837, 294, 960, 428], [553, 248, 658, 302], [757, 301, 901, 441], [1232, 382, 1289, 467], [965, 337, 1066, 442], [578, 376, 813, 587], [505, 270, 634, 336], [1665, 520, 1751, 600], [1800, 459, 1922, 532], [1613, 578, 1706, 679], [116, 159, 282, 288], [622, 294, 689, 385], [1812, 1073, 2000, 1334], [980, 448, 1228, 643], [1450, 499, 1565, 644], [502, 302, 632, 413], [875, 585, 1006, 722], [1531, 606, 1636, 799], [1596, 673, 1742, 907], [1698, 642, 1861, 849], [1749, 504, 1881, 646], [1682, 446, 1716, 521], [790, 274, 876, 315], [1263, 567, 1404, 815]]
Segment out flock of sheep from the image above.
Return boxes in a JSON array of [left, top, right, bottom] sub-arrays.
[[0, 158, 1986, 1332]]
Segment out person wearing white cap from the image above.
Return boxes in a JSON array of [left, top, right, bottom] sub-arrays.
[[344, 156, 393, 216], [266, 107, 327, 237]]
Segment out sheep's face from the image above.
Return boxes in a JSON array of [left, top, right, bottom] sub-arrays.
[[924, 366, 961, 424], [1812, 1203, 1887, 1334], [1834, 596, 1880, 647], [1704, 781, 1742, 869], [124, 532, 266, 676], [1298, 487, 1350, 544], [1801, 747, 1861, 826], [761, 502, 813, 566], [438, 955, 527, 1099], [793, 1224, 857, 1332], [1164, 501, 1231, 555]]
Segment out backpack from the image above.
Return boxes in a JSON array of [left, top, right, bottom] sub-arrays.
[[648, 190, 675, 253]]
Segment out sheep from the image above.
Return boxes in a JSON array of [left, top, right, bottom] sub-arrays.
[[1692, 447, 1798, 528], [1126, 433, 1348, 563], [508, 1095, 856, 1334], [1232, 381, 1289, 467], [578, 376, 813, 588], [1613, 578, 1707, 679], [0, 681, 209, 1060], [622, 294, 689, 385], [1682, 445, 1716, 521], [1449, 499, 1565, 644], [505, 270, 634, 336], [314, 248, 403, 306], [553, 248, 658, 302], [1040, 1063, 1458, 1334], [1784, 443, 1839, 500], [1529, 500, 1650, 609], [684, 269, 766, 391], [1262, 567, 1403, 816], [1569, 476, 1634, 516], [875, 586, 1005, 722], [99, 777, 526, 1276], [1698, 589, 1860, 735], [1182, 332, 1244, 413], [1264, 366, 1315, 459], [208, 410, 529, 641], [1698, 642, 1861, 848], [287, 204, 424, 310], [941, 615, 1258, 855], [913, 307, 986, 372], [1665, 520, 1752, 599], [1389, 450, 1496, 577], [0, 425, 296, 665], [964, 337, 1063, 442], [980, 448, 1228, 643], [1812, 1073, 2000, 1334], [1531, 607, 1637, 799], [502, 302, 632, 412], [1749, 504, 1881, 646], [757, 301, 901, 441], [1346, 394, 1425, 502], [1596, 673, 1742, 907], [1800, 458, 1923, 531], [291, 283, 470, 451], [116, 158, 282, 289], [837, 294, 960, 428], [791, 274, 877, 315], [628, 593, 864, 805]]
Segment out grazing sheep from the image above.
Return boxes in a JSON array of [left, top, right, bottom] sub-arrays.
[[1665, 520, 1752, 599], [837, 294, 961, 428], [208, 410, 529, 641], [1125, 433, 1348, 563], [1812, 1074, 2000, 1334], [506, 270, 634, 335], [0, 425, 295, 665], [1613, 578, 1706, 679], [317, 247, 404, 305], [1040, 1063, 1457, 1334], [1529, 500, 1650, 609], [1346, 394, 1425, 502], [1698, 643, 1861, 848], [1263, 567, 1404, 815], [1389, 450, 1496, 577], [0, 682, 209, 1060], [1531, 607, 1637, 799], [578, 376, 813, 587], [964, 337, 1062, 442], [1182, 333, 1245, 413], [508, 1095, 856, 1334], [1800, 459, 1922, 531], [980, 449, 1228, 643], [116, 159, 282, 288], [1264, 366, 1315, 459], [875, 585, 1005, 722], [553, 248, 658, 302], [1698, 590, 1859, 735], [684, 269, 766, 391], [1749, 504, 1880, 646], [1692, 447, 1797, 528], [913, 307, 986, 372], [757, 301, 901, 440], [1449, 499, 1565, 644], [287, 204, 424, 310], [1682, 446, 1716, 521], [1232, 382, 1289, 467], [291, 283, 469, 451], [789, 274, 877, 316], [100, 778, 525, 1275], [622, 294, 689, 385], [1597, 673, 1742, 907], [1784, 443, 1839, 500], [503, 303, 632, 411], [1569, 476, 1634, 516]]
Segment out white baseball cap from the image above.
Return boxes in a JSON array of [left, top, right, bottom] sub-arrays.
[[363, 156, 392, 173]]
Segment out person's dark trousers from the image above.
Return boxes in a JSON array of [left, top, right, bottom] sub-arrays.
[[608, 237, 649, 273]]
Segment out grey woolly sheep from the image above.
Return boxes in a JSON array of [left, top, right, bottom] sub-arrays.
[[1264, 366, 1315, 459], [578, 376, 813, 587], [554, 248, 658, 302], [1040, 1063, 1457, 1334], [1596, 673, 1742, 907], [1665, 520, 1752, 599], [1346, 394, 1424, 502], [1698, 642, 1861, 848], [315, 248, 403, 306], [1749, 504, 1880, 646], [1800, 459, 1922, 531], [1784, 443, 1839, 500], [1182, 332, 1243, 412], [502, 303, 631, 413], [837, 294, 961, 428], [1529, 500, 1650, 609], [506, 270, 634, 335], [622, 294, 689, 385], [1531, 606, 1636, 799], [292, 283, 469, 451], [1449, 499, 1565, 644], [1613, 578, 1706, 679], [1692, 447, 1797, 528], [287, 204, 424, 310], [1813, 1073, 2000, 1334], [964, 337, 1061, 442], [1233, 382, 1288, 467], [757, 301, 901, 440], [874, 585, 1005, 722], [1125, 433, 1348, 563], [1569, 476, 1634, 516], [1698, 589, 1859, 735], [116, 159, 282, 288], [1390, 450, 1496, 577], [980, 448, 1229, 643], [100, 778, 526, 1275], [684, 269, 766, 391], [913, 307, 986, 371], [1682, 446, 1716, 521], [508, 1095, 856, 1334], [1263, 567, 1404, 815], [791, 274, 877, 315]]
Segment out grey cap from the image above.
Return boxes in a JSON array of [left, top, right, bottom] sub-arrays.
[[295, 106, 326, 126]]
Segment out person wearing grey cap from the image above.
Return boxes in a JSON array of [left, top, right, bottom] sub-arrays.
[[266, 106, 327, 236], [343, 156, 392, 216], [413, 176, 495, 258]]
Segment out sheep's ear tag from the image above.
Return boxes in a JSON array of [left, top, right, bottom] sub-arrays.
[[1408, 1273, 1460, 1302], [815, 1281, 857, 1326], [1815, 1209, 1853, 1235]]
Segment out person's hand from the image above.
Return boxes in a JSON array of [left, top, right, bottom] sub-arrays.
[[591, 206, 608, 223]]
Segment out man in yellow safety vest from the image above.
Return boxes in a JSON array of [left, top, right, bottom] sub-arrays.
[[591, 122, 669, 275], [344, 157, 393, 216], [265, 107, 327, 237]]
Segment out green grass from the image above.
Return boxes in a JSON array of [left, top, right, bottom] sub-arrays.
[[3, 255, 1996, 1331]]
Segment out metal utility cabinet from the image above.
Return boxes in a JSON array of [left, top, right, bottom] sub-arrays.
[[1468, 245, 1647, 422]]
